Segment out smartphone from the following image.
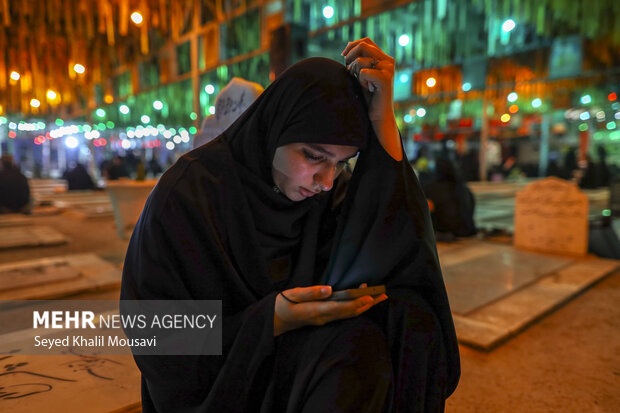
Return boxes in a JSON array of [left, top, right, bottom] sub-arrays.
[[325, 285, 386, 301]]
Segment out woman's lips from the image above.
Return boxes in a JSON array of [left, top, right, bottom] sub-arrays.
[[299, 187, 318, 198]]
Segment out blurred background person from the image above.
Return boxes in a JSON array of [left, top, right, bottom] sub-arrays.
[[424, 157, 477, 242], [0, 154, 31, 214], [147, 153, 163, 178], [105, 155, 130, 180], [62, 162, 96, 190]]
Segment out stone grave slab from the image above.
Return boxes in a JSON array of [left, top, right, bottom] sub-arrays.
[[437, 239, 619, 351], [514, 177, 589, 255], [0, 260, 80, 291], [65, 203, 115, 219], [0, 214, 32, 228], [30, 205, 62, 216], [442, 244, 572, 314], [0, 226, 68, 250], [0, 254, 120, 301], [0, 352, 140, 412]]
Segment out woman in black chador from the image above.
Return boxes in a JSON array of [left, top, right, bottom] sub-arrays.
[[121, 39, 460, 412]]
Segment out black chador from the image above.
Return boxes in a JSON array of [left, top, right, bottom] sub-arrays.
[[121, 58, 459, 412]]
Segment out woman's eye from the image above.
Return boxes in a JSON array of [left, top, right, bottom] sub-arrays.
[[303, 150, 323, 162]]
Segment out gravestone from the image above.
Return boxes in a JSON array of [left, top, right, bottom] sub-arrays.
[[514, 177, 589, 255], [106, 180, 157, 239]]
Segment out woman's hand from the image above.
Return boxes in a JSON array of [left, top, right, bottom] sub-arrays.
[[342, 38, 403, 161], [274, 285, 388, 336]]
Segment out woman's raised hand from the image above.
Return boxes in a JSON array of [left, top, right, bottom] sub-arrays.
[[342, 38, 395, 123], [274, 285, 388, 336], [342, 38, 403, 161]]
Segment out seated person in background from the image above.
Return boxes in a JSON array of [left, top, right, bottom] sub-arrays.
[[105, 155, 130, 180], [0, 154, 31, 214], [62, 162, 95, 190], [424, 157, 477, 241], [192, 77, 264, 149], [147, 155, 163, 178]]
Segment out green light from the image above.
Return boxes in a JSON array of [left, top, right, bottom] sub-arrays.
[[168, 128, 176, 135], [179, 127, 187, 133], [95, 108, 106, 118], [607, 121, 616, 130], [602, 209, 611, 217], [83, 124, 92, 132], [37, 121, 46, 129], [93, 124, 99, 131], [580, 94, 591, 105], [0, 116, 7, 124], [578, 123, 588, 131], [190, 112, 198, 120], [107, 121, 115, 129], [610, 131, 620, 140], [532, 98, 542, 108], [77, 125, 84, 133], [189, 126, 197, 134], [98, 122, 106, 130]]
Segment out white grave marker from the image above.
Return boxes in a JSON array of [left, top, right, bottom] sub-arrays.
[[514, 177, 589, 255]]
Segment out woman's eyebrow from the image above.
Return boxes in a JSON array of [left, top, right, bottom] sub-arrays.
[[306, 144, 358, 160]]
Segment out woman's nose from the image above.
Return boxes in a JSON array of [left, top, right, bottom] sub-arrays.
[[314, 165, 336, 191]]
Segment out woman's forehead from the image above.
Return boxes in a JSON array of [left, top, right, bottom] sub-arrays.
[[285, 142, 359, 159]]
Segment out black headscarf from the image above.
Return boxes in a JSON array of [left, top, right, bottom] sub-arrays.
[[122, 57, 459, 412], [223, 57, 370, 279]]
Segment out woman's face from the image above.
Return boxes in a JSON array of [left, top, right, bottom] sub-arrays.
[[271, 143, 359, 202]]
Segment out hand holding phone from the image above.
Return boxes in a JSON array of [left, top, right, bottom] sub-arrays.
[[325, 285, 386, 301]]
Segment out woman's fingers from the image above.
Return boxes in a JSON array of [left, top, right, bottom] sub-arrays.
[[349, 58, 393, 92], [308, 293, 389, 325], [354, 294, 388, 315], [274, 284, 388, 336], [341, 37, 384, 58], [283, 285, 332, 303], [358, 64, 392, 94], [347, 56, 377, 78], [343, 40, 394, 66]]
